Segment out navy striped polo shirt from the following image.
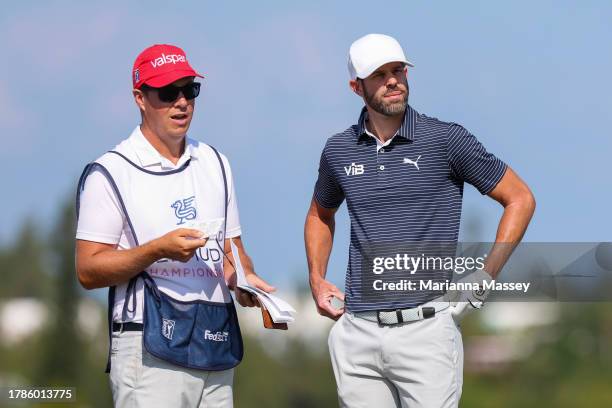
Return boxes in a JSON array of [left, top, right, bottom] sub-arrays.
[[313, 105, 507, 312]]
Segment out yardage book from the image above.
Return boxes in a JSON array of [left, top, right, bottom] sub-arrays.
[[230, 239, 296, 330]]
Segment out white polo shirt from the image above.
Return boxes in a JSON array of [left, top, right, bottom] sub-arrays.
[[76, 126, 242, 323]]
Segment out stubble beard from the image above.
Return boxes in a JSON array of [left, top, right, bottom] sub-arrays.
[[364, 84, 409, 117]]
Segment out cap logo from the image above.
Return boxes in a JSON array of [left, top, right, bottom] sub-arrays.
[[134, 68, 140, 83], [151, 53, 186, 68]]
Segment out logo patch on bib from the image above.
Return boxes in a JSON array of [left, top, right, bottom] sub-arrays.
[[161, 318, 176, 340], [171, 196, 197, 225]]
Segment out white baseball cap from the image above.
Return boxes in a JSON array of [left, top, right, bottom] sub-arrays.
[[348, 34, 414, 80]]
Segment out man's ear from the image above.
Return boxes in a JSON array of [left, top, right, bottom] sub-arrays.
[[350, 79, 364, 97], [133, 89, 146, 112]]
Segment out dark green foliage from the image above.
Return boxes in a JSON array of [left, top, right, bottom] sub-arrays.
[[0, 217, 51, 300], [1, 200, 612, 407]]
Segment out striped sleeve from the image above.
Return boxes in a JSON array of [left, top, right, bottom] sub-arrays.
[[447, 124, 507, 195], [313, 145, 345, 208]]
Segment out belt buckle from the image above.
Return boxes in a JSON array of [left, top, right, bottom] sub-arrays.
[[376, 309, 404, 326]]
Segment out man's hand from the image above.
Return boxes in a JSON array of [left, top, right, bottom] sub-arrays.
[[305, 198, 343, 320], [235, 273, 276, 307], [153, 228, 208, 263], [310, 277, 345, 320], [76, 228, 207, 290], [450, 269, 492, 323]]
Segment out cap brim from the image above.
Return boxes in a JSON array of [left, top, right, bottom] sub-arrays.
[[357, 59, 414, 79], [144, 70, 205, 88]]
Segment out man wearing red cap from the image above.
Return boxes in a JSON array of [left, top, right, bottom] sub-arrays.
[[75, 44, 272, 407]]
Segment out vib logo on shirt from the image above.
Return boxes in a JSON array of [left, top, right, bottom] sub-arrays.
[[344, 163, 365, 176], [171, 196, 197, 225]]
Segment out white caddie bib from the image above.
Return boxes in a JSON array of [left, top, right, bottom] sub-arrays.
[[79, 147, 232, 323]]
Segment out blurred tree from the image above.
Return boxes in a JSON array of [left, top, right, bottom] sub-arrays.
[[30, 200, 112, 407], [0, 217, 50, 299], [461, 303, 612, 408], [2, 201, 612, 407], [235, 336, 337, 408], [34, 202, 82, 384]]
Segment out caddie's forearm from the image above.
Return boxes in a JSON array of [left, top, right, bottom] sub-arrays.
[[486, 192, 536, 277], [222, 236, 255, 283], [304, 213, 335, 284], [234, 246, 255, 278], [76, 239, 164, 289]]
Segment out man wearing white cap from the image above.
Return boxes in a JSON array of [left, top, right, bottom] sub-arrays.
[[305, 34, 535, 407]]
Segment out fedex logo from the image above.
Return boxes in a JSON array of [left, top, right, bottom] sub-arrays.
[[344, 163, 365, 176], [204, 330, 229, 342], [151, 53, 186, 68]]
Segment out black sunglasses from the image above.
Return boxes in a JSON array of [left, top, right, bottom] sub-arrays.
[[141, 82, 201, 103]]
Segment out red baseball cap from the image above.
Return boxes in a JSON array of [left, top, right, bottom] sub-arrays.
[[132, 44, 204, 89]]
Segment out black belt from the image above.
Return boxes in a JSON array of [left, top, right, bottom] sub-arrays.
[[112, 322, 143, 332]]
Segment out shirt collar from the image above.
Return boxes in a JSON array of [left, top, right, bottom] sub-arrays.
[[356, 104, 417, 143], [128, 126, 199, 169]]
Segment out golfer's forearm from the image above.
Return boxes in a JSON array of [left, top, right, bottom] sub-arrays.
[[76, 239, 163, 289], [486, 192, 536, 277], [305, 214, 335, 284]]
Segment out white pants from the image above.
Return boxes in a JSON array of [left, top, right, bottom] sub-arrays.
[[328, 308, 463, 408], [109, 331, 234, 408]]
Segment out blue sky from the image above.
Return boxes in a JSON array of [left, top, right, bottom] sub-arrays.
[[1, 1, 611, 288]]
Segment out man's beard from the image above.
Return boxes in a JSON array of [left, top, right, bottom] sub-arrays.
[[364, 85, 408, 117]]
